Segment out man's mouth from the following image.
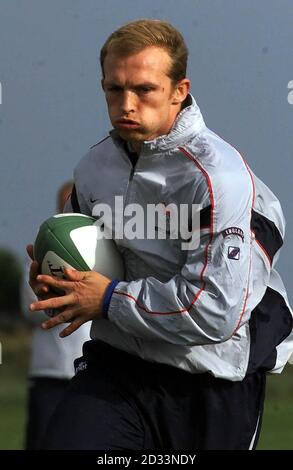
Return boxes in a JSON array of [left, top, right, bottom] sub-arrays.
[[115, 119, 141, 129]]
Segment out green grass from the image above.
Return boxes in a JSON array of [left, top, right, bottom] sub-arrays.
[[258, 367, 293, 449], [0, 325, 31, 450], [0, 326, 292, 449]]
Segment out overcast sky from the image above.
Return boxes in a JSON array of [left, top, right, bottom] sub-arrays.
[[0, 0, 292, 291]]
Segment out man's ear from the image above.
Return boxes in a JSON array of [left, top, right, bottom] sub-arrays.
[[171, 78, 191, 105]]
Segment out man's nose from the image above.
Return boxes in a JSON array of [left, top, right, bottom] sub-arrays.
[[121, 91, 136, 114]]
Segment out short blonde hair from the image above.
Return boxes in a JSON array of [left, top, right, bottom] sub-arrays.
[[100, 19, 188, 84]]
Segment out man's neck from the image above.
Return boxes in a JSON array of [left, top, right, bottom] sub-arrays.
[[127, 141, 141, 155]]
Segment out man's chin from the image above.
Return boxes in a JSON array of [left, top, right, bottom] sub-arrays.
[[116, 128, 146, 142]]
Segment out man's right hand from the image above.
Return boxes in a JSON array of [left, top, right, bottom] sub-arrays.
[[26, 244, 53, 300]]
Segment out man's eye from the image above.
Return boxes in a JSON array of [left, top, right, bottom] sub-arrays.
[[107, 87, 122, 93], [138, 87, 153, 93]]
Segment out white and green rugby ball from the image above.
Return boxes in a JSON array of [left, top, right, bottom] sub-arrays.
[[33, 213, 124, 280]]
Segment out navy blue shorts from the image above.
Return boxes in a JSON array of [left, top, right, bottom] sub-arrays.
[[42, 340, 266, 450], [25, 377, 70, 450]]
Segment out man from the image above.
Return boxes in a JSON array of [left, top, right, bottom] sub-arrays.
[[22, 181, 91, 449], [27, 19, 293, 450]]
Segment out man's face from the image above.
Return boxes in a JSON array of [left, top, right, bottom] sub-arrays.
[[102, 46, 186, 146]]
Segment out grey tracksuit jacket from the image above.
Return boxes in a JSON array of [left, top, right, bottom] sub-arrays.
[[67, 94, 293, 380]]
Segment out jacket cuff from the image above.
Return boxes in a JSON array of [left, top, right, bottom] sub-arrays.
[[102, 280, 120, 319]]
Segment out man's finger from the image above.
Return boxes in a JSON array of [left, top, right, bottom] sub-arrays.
[[34, 285, 50, 297], [36, 274, 72, 291], [26, 244, 34, 261], [64, 268, 87, 282], [30, 292, 75, 312], [41, 308, 76, 330], [29, 260, 39, 280], [59, 318, 85, 338], [29, 260, 50, 296]]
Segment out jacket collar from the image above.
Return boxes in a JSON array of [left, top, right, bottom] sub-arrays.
[[109, 93, 206, 156]]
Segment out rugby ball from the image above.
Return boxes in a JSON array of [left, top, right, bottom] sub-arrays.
[[33, 213, 124, 280]]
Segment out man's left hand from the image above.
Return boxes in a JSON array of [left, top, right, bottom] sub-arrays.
[[29, 269, 111, 337]]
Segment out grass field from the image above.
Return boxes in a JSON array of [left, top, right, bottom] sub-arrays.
[[0, 325, 31, 449], [0, 326, 292, 450]]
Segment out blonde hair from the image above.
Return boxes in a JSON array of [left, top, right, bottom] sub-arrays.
[[100, 19, 188, 84]]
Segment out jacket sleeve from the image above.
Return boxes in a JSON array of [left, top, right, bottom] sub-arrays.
[[106, 176, 254, 346]]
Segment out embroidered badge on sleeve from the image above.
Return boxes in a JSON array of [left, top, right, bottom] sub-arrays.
[[222, 227, 244, 242]]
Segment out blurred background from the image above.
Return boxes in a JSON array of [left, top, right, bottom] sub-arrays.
[[0, 0, 292, 449]]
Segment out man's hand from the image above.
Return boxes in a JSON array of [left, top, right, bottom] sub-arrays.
[[27, 244, 55, 299], [27, 244, 111, 337]]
